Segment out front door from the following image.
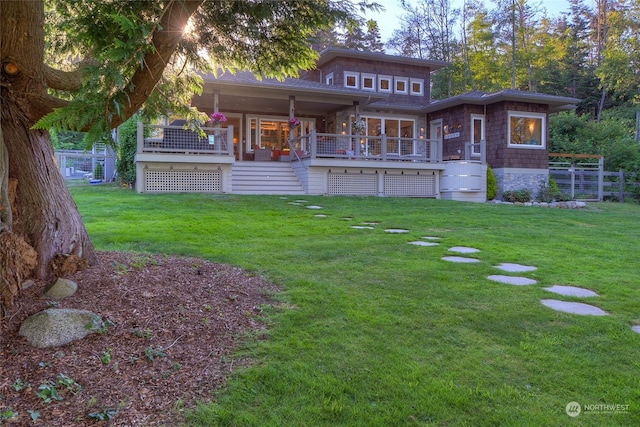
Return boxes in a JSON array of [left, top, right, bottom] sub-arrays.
[[430, 119, 443, 161]]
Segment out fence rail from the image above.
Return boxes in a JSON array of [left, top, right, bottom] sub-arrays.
[[549, 168, 638, 201]]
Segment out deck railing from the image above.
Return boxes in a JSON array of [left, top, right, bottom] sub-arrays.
[[137, 122, 234, 156], [289, 131, 440, 163]]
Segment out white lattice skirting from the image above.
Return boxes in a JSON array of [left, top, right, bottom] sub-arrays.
[[144, 169, 222, 193], [383, 174, 436, 196], [328, 173, 378, 195], [328, 172, 436, 197]]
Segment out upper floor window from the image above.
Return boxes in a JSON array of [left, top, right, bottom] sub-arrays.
[[325, 72, 334, 86], [394, 77, 408, 94], [410, 78, 424, 96], [361, 73, 376, 91], [508, 111, 546, 148], [344, 71, 359, 89], [378, 75, 392, 93]]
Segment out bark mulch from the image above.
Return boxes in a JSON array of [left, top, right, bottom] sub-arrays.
[[0, 252, 279, 426]]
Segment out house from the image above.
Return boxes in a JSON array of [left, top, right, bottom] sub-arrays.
[[135, 47, 580, 201]]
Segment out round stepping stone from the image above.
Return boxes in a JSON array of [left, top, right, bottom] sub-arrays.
[[294, 199, 308, 203], [288, 202, 302, 205], [341, 217, 353, 221], [306, 205, 323, 209], [351, 226, 374, 230], [540, 299, 608, 316], [421, 236, 441, 240], [449, 246, 480, 254], [442, 256, 480, 263], [408, 241, 439, 247], [543, 285, 598, 298], [632, 326, 640, 334], [362, 222, 380, 225], [314, 214, 327, 218], [385, 229, 409, 233], [487, 275, 537, 286], [494, 263, 537, 273]]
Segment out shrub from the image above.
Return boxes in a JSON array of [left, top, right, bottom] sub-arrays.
[[502, 188, 531, 203], [486, 166, 497, 200], [116, 114, 140, 187], [537, 176, 560, 202]]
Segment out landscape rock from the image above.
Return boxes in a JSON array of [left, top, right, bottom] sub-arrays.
[[19, 308, 101, 348], [42, 278, 78, 299]]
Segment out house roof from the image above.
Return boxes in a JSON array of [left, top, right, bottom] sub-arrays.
[[197, 71, 386, 115], [316, 47, 449, 72], [422, 89, 581, 113]]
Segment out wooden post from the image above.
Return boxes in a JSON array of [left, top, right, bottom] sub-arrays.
[[619, 169, 625, 202], [598, 156, 604, 201], [213, 90, 219, 113]]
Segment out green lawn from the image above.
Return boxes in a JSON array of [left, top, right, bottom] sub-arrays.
[[71, 184, 640, 426]]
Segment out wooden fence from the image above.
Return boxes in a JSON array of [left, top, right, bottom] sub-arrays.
[[549, 153, 638, 201]]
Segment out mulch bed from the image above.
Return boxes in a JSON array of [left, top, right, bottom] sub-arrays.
[[0, 252, 278, 426]]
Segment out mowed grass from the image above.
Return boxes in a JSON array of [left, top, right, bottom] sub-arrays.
[[71, 185, 640, 426]]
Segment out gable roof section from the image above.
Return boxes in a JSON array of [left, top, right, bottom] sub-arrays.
[[422, 89, 581, 113], [316, 47, 448, 71]]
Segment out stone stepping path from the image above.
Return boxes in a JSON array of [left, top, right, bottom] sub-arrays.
[[487, 275, 537, 286], [540, 299, 608, 316], [284, 198, 637, 332], [448, 246, 480, 254], [543, 285, 598, 298], [442, 256, 481, 263], [408, 241, 439, 247], [494, 263, 537, 273]]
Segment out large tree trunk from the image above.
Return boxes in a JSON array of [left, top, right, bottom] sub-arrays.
[[1, 1, 97, 313]]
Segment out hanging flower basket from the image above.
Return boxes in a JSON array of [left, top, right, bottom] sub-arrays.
[[353, 119, 366, 133], [209, 112, 227, 126], [288, 117, 300, 129]]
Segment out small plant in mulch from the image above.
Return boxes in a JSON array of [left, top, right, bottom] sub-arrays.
[[144, 346, 166, 362]]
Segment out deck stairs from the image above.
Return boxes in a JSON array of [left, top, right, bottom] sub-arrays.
[[231, 161, 306, 195]]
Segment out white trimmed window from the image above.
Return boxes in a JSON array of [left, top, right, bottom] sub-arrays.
[[410, 78, 424, 96], [394, 77, 408, 94], [325, 72, 334, 86], [378, 75, 392, 93], [361, 73, 376, 91], [507, 111, 546, 148], [344, 71, 359, 89]]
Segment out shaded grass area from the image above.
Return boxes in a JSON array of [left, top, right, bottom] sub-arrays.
[[72, 185, 640, 426]]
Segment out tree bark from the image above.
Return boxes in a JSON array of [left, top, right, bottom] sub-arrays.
[[1, 0, 97, 312]]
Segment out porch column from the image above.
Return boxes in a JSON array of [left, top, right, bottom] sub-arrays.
[[289, 96, 296, 143], [213, 89, 220, 113]]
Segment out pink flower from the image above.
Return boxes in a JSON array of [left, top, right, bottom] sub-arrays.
[[288, 117, 300, 128], [209, 112, 227, 124]]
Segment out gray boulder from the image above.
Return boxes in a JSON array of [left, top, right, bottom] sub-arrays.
[[19, 308, 100, 348], [42, 278, 78, 299]]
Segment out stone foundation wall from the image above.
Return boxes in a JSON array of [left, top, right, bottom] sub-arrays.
[[492, 168, 548, 200]]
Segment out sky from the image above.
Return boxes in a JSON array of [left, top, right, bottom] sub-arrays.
[[364, 0, 572, 43]]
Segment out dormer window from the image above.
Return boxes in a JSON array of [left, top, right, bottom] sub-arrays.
[[410, 78, 424, 96], [394, 77, 408, 94], [325, 72, 334, 86], [344, 71, 359, 89], [361, 73, 376, 91], [378, 75, 392, 93]]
